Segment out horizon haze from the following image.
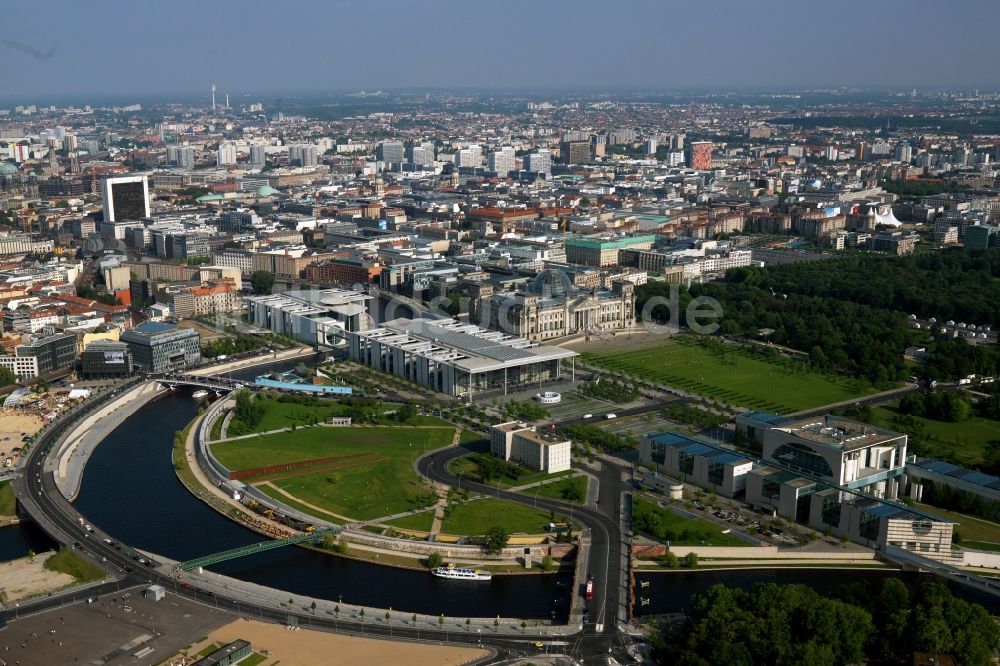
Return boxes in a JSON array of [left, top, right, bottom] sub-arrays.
[[4, 0, 1000, 98]]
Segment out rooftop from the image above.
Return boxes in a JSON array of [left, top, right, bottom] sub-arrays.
[[514, 427, 569, 447], [776, 414, 903, 451], [912, 459, 1000, 492], [356, 317, 577, 373], [564, 234, 657, 249]]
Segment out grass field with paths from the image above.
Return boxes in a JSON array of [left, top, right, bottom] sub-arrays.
[[212, 425, 454, 520], [581, 336, 877, 414]]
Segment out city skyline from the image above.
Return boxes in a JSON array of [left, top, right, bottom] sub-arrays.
[[4, 0, 1000, 97]]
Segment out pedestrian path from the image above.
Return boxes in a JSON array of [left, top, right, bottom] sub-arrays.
[[256, 481, 355, 523], [508, 472, 583, 493]]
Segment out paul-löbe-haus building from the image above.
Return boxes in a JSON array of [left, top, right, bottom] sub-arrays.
[[346, 317, 577, 398]]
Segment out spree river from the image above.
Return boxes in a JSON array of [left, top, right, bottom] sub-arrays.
[[70, 358, 571, 619]]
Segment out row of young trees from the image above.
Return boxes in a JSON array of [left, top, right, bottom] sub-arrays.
[[577, 378, 640, 403], [637, 280, 913, 385], [653, 579, 999, 666], [635, 247, 1000, 384], [563, 424, 637, 452]]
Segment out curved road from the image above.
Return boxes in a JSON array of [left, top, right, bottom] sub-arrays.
[[7, 396, 605, 665], [418, 440, 635, 661]]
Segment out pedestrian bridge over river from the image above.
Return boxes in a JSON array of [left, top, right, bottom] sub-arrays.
[[178, 527, 342, 572]]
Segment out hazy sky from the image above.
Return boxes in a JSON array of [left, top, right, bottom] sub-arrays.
[[4, 0, 1000, 98]]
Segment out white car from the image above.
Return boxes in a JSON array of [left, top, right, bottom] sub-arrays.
[[582, 413, 593, 419], [605, 413, 617, 419]]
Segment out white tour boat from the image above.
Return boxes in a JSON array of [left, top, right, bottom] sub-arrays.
[[191, 390, 210, 399], [430, 564, 492, 581]]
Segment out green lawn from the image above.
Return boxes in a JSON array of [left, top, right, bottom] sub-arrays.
[[44, 549, 106, 583], [226, 396, 457, 437], [870, 406, 1000, 469], [460, 428, 484, 443], [581, 336, 877, 414], [227, 396, 354, 436], [528, 475, 588, 505], [384, 510, 436, 532], [238, 654, 268, 666], [913, 502, 1000, 545], [447, 452, 574, 489], [209, 411, 225, 441], [213, 425, 454, 521], [256, 485, 345, 524], [632, 496, 751, 547], [212, 425, 452, 470], [0, 480, 15, 516], [196, 643, 224, 658], [440, 499, 572, 536]]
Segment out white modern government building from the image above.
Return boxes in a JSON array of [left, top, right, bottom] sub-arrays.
[[246, 289, 371, 347], [491, 421, 571, 474], [346, 317, 577, 398], [639, 413, 958, 564]]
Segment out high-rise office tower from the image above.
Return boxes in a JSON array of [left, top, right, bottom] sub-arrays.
[[101, 175, 150, 222], [376, 141, 405, 164], [288, 144, 318, 167], [250, 145, 267, 165], [217, 143, 237, 166], [455, 144, 482, 168], [487, 146, 517, 176], [408, 142, 435, 167], [560, 140, 590, 164], [894, 141, 912, 163], [525, 149, 552, 175], [175, 146, 195, 168]]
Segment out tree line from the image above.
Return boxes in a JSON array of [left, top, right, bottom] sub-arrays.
[[635, 247, 1000, 384], [652, 579, 998, 666]]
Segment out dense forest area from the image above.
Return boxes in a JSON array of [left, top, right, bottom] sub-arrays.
[[739, 249, 1000, 329], [636, 248, 1000, 383], [653, 580, 998, 666]]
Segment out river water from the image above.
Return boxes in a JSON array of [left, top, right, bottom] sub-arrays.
[[69, 359, 571, 619]]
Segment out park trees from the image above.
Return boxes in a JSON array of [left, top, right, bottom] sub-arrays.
[[250, 270, 276, 295], [654, 579, 1000, 666], [482, 526, 510, 555], [233, 390, 265, 429]]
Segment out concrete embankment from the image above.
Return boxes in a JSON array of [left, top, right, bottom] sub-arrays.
[[54, 381, 166, 501], [187, 347, 308, 376]]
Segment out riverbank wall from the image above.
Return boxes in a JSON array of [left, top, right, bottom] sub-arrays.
[[54, 380, 165, 501]]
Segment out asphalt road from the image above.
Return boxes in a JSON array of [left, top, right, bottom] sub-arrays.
[[417, 441, 638, 662], [10, 399, 640, 664]]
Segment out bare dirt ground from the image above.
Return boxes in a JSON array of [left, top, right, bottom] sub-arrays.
[[0, 552, 75, 604], [183, 618, 489, 666], [177, 320, 229, 343], [0, 410, 43, 450], [562, 328, 677, 354]]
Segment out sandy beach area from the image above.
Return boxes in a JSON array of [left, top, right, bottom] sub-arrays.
[[0, 551, 75, 604], [0, 410, 43, 449], [183, 618, 489, 666]]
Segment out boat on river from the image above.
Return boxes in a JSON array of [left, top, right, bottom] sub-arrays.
[[431, 564, 492, 581]]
